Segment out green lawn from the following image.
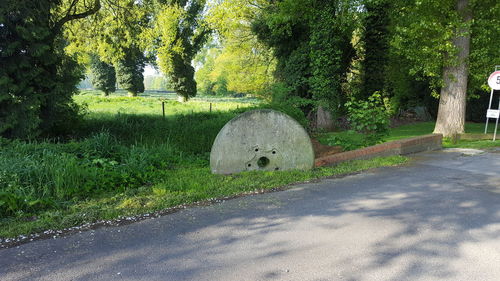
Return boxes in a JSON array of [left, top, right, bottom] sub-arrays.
[[0, 92, 407, 239], [318, 121, 500, 151], [76, 90, 258, 116]]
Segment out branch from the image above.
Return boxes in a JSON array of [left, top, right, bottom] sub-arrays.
[[53, 0, 101, 33]]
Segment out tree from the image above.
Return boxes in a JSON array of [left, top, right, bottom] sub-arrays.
[[115, 48, 145, 97], [1, 0, 100, 138], [253, 0, 358, 115], [89, 55, 116, 96], [433, 0, 471, 136], [153, 0, 211, 101], [308, 0, 357, 114], [65, 0, 150, 98], [361, 0, 391, 98], [391, 0, 500, 137], [201, 0, 275, 97]]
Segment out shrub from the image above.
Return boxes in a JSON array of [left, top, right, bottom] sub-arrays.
[[345, 93, 389, 145]]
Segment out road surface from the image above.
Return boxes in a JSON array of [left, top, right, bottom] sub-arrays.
[[1, 149, 499, 281]]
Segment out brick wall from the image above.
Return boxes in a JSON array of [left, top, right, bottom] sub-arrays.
[[315, 134, 443, 167]]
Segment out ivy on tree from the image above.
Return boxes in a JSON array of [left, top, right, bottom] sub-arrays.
[[153, 0, 211, 101], [361, 0, 390, 98], [89, 55, 116, 96], [253, 0, 358, 115], [115, 48, 146, 97], [0, 0, 100, 138]]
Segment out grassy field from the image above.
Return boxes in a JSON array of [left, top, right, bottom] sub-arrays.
[[318, 121, 500, 151], [76, 90, 259, 116], [0, 91, 407, 239]]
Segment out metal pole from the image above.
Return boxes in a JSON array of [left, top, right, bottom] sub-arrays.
[[494, 97, 500, 141], [162, 101, 165, 118], [485, 89, 494, 134]]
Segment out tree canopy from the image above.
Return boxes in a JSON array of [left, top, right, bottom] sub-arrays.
[[2, 0, 499, 139]]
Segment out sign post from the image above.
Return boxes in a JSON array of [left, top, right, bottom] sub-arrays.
[[485, 66, 500, 141]]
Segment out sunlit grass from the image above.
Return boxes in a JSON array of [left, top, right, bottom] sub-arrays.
[[318, 121, 500, 150], [0, 91, 409, 239]]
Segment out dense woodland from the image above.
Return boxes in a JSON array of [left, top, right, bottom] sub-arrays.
[[1, 0, 500, 138]]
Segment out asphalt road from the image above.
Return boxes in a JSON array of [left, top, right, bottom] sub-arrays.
[[1, 149, 499, 281]]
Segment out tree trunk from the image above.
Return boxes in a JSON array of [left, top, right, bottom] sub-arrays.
[[316, 106, 335, 131], [433, 0, 471, 137], [177, 95, 188, 103], [128, 91, 137, 97]]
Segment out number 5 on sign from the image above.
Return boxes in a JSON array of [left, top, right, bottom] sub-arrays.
[[489, 71, 500, 90], [484, 68, 500, 141]]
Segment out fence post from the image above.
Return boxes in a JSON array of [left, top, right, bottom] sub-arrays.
[[162, 101, 165, 118], [210, 103, 212, 113]]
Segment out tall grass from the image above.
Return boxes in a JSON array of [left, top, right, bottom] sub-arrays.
[[0, 93, 408, 238], [0, 109, 246, 217]]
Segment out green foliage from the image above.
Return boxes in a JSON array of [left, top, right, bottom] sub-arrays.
[[322, 131, 367, 151], [264, 82, 313, 129], [115, 48, 145, 97], [252, 0, 358, 115], [0, 96, 246, 217], [361, 0, 391, 98], [64, 0, 151, 98], [198, 1, 275, 97], [0, 132, 180, 217], [0, 0, 86, 139], [65, 0, 151, 65], [89, 56, 116, 96], [153, 0, 210, 100], [144, 76, 173, 91], [345, 93, 389, 144], [390, 0, 500, 95], [309, 1, 356, 115]]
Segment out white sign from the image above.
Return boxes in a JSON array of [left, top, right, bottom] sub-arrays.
[[487, 109, 500, 118], [488, 71, 500, 90]]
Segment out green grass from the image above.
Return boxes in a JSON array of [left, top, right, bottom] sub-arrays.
[[0, 155, 407, 238], [0, 91, 408, 239], [319, 121, 500, 150], [76, 90, 258, 116]]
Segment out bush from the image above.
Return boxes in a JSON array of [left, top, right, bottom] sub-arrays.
[[345, 93, 390, 145], [266, 82, 313, 129]]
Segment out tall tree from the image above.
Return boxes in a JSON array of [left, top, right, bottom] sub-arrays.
[[115, 48, 145, 97], [391, 0, 500, 137], [65, 0, 150, 97], [200, 0, 275, 97], [361, 0, 390, 98], [253, 0, 358, 115], [1, 0, 100, 138], [89, 55, 116, 96], [153, 0, 211, 101], [433, 0, 471, 136]]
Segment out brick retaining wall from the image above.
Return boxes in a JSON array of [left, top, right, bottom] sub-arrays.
[[315, 134, 443, 167]]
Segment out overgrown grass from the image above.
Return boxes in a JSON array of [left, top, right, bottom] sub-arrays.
[[319, 121, 500, 150], [0, 155, 407, 238], [0, 93, 408, 239]]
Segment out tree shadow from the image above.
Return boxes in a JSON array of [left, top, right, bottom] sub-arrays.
[[1, 153, 500, 281]]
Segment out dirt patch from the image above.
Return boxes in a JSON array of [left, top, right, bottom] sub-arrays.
[[311, 138, 343, 158]]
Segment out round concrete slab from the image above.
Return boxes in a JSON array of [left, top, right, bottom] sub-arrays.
[[210, 109, 314, 174]]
